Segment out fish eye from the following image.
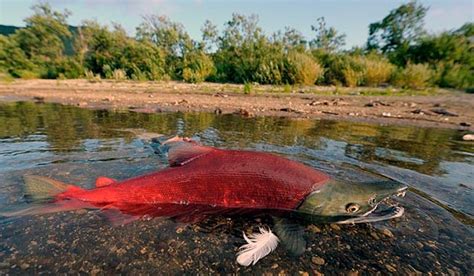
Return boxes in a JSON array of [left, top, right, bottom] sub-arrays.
[[345, 203, 360, 213]]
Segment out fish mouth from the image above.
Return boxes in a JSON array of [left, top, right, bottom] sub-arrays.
[[336, 186, 407, 224]]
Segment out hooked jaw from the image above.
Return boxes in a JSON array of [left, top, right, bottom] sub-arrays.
[[297, 180, 408, 224], [336, 186, 408, 224]]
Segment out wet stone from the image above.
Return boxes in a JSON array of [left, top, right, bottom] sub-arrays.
[[381, 229, 394, 238], [312, 256, 325, 265], [385, 264, 397, 272], [329, 224, 341, 231], [307, 225, 321, 233]]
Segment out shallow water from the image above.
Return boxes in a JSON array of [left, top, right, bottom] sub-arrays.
[[0, 102, 472, 274]]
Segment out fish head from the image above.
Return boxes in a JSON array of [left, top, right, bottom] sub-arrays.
[[297, 179, 407, 224]]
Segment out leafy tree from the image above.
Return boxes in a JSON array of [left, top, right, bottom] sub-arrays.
[[309, 17, 346, 52], [367, 1, 427, 65], [200, 20, 219, 53], [14, 3, 71, 64]]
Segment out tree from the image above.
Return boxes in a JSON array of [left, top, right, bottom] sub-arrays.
[[14, 3, 71, 64], [200, 20, 218, 53], [136, 15, 193, 79], [367, 1, 427, 65], [309, 17, 346, 52]]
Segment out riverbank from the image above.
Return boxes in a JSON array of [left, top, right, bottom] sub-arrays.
[[0, 79, 473, 130]]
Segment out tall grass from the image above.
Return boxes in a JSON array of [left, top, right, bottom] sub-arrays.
[[392, 63, 433, 89]]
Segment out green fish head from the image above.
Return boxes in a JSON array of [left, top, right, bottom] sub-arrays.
[[297, 179, 407, 224]]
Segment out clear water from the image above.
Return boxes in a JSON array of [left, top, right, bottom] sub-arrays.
[[0, 102, 472, 274]]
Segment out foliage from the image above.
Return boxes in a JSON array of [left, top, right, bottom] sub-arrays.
[[182, 50, 215, 83], [0, 2, 472, 92], [367, 0, 427, 65], [392, 63, 433, 89], [354, 54, 395, 86], [284, 51, 323, 85], [310, 17, 346, 52]]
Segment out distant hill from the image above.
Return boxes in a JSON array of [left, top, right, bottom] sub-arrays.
[[0, 24, 21, 36], [0, 24, 78, 56]]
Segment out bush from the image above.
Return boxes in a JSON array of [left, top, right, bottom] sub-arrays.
[[182, 51, 214, 83], [342, 67, 363, 87], [434, 62, 473, 89], [112, 69, 127, 81], [354, 55, 394, 86], [392, 63, 433, 89], [284, 51, 323, 85]]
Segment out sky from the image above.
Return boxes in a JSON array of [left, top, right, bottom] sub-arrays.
[[0, 0, 472, 48]]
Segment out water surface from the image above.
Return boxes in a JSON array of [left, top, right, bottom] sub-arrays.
[[0, 102, 472, 274]]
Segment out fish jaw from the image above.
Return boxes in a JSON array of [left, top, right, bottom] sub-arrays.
[[297, 180, 408, 224]]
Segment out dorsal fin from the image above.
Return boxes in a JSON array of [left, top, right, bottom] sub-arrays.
[[95, 176, 117, 187], [162, 137, 214, 166]]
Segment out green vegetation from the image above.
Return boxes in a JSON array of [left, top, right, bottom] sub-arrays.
[[0, 1, 472, 91]]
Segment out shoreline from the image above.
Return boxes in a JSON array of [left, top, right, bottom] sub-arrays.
[[0, 79, 473, 130]]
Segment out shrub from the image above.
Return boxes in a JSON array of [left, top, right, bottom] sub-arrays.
[[243, 82, 253, 94], [342, 67, 363, 87], [392, 63, 433, 89], [434, 62, 473, 89], [354, 55, 394, 86], [112, 69, 127, 81], [284, 51, 323, 85], [182, 51, 214, 83]]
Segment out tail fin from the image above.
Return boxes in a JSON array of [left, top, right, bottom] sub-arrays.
[[23, 175, 69, 202], [0, 175, 86, 218]]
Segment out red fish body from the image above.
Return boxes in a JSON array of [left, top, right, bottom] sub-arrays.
[[26, 138, 331, 221]]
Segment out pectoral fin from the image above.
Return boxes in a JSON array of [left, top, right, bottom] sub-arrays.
[[273, 217, 306, 256]]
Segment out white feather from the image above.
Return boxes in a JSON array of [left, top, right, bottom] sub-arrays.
[[236, 227, 279, 266]]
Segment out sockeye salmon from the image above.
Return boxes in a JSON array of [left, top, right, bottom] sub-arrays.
[[1, 136, 408, 265]]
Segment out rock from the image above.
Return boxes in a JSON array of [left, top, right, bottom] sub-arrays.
[[365, 100, 390, 107], [307, 225, 321, 233], [382, 112, 392, 117], [330, 224, 341, 231], [19, 263, 30, 270], [382, 229, 394, 238], [33, 96, 45, 103], [370, 232, 379, 240], [430, 108, 458, 117], [235, 108, 253, 117], [299, 272, 309, 276], [271, 263, 279, 269], [312, 256, 325, 265], [279, 107, 302, 114], [462, 134, 474, 141], [213, 93, 228, 98], [385, 264, 397, 272], [46, 239, 57, 245]]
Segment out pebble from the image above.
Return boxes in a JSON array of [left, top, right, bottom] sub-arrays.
[[385, 264, 397, 272], [20, 263, 30, 270], [312, 256, 325, 265], [271, 263, 279, 269], [382, 229, 394, 238], [307, 225, 321, 233], [299, 271, 309, 276], [462, 134, 474, 141], [370, 232, 379, 240], [329, 224, 341, 231]]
